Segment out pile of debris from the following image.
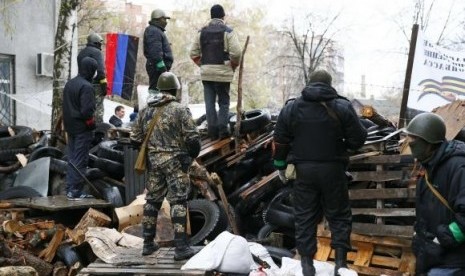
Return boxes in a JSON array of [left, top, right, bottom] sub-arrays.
[[6, 101, 465, 275]]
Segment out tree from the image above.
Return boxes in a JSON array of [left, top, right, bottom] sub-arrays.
[[50, 0, 79, 146], [267, 12, 342, 104]]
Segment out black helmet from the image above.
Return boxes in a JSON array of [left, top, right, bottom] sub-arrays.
[[87, 33, 103, 48], [157, 72, 180, 91], [404, 113, 445, 144]]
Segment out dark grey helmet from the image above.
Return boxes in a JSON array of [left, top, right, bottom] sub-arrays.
[[404, 112, 446, 144], [151, 9, 170, 20], [87, 33, 103, 47], [157, 72, 180, 91]]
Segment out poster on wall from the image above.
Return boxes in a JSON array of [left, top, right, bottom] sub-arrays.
[[408, 30, 465, 114]]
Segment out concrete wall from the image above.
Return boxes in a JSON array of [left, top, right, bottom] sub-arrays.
[[0, 0, 78, 131]]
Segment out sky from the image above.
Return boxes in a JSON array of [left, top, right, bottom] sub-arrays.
[[132, 0, 464, 98]]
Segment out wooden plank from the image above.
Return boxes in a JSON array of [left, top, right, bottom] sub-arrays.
[[318, 224, 412, 247], [350, 154, 414, 165], [198, 138, 233, 158], [314, 237, 332, 261], [349, 188, 416, 200], [240, 171, 278, 199], [398, 248, 416, 273], [353, 241, 373, 267], [351, 208, 415, 217], [352, 223, 414, 237], [350, 170, 403, 182], [433, 100, 465, 140]]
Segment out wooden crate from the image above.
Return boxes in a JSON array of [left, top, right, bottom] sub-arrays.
[[348, 154, 416, 238], [315, 226, 415, 276]]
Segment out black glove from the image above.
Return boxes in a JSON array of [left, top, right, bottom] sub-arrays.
[[100, 82, 108, 97], [179, 154, 193, 173], [412, 234, 444, 274], [436, 224, 459, 248]]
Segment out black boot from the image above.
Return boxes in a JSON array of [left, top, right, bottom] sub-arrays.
[[142, 236, 159, 256], [174, 235, 198, 261], [334, 248, 348, 276], [301, 256, 316, 276], [141, 203, 159, 256], [171, 202, 198, 261]]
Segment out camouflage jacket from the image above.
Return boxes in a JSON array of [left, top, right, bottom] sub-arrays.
[[131, 93, 199, 166]]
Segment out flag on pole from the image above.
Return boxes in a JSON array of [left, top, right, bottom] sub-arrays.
[[105, 33, 139, 100]]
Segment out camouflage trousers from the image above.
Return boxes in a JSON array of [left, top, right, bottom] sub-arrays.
[[93, 84, 105, 124], [142, 156, 191, 238]]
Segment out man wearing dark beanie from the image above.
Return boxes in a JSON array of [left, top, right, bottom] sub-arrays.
[[190, 4, 242, 140], [273, 69, 367, 276], [210, 4, 225, 18]]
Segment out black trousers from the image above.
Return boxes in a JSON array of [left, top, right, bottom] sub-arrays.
[[293, 162, 352, 256]]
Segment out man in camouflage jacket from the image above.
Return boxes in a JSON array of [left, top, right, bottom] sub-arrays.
[[130, 72, 200, 261]]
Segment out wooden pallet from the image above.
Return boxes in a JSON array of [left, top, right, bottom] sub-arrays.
[[315, 226, 415, 276], [78, 247, 208, 275], [348, 154, 416, 238]]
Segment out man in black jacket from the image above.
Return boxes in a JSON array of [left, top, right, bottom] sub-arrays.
[[404, 113, 465, 275], [109, 105, 125, 127], [77, 33, 107, 123], [143, 9, 173, 93], [273, 70, 367, 275], [63, 57, 97, 200]]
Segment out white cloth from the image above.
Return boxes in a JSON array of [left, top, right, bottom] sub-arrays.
[[181, 231, 254, 274]]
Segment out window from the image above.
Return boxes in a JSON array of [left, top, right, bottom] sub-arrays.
[[0, 54, 15, 126]]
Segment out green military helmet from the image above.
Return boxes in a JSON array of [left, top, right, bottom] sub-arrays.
[[157, 72, 180, 91], [87, 33, 103, 47], [151, 9, 171, 20], [404, 112, 445, 144]]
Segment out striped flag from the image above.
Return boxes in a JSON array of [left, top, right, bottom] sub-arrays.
[[105, 33, 139, 100]]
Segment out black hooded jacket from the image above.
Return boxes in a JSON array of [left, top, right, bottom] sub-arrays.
[[274, 83, 367, 164], [77, 44, 106, 83], [416, 140, 465, 268], [63, 57, 97, 135]]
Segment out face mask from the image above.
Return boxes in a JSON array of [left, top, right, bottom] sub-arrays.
[[408, 137, 433, 162]]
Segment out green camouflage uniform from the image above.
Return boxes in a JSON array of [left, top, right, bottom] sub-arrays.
[[131, 93, 199, 240], [93, 84, 105, 124]]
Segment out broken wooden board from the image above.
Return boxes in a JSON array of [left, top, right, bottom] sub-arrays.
[[315, 225, 415, 275], [432, 100, 465, 140], [5, 195, 111, 211], [78, 247, 207, 276]]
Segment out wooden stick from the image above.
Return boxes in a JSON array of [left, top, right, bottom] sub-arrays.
[[210, 173, 239, 235], [234, 36, 250, 153]]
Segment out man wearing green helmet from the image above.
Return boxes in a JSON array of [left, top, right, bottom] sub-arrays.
[[143, 9, 173, 93], [404, 112, 465, 275], [131, 72, 200, 261]]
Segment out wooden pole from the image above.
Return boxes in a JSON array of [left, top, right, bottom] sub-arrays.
[[235, 36, 250, 153], [398, 24, 419, 128]]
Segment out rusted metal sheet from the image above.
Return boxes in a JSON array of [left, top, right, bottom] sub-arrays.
[[6, 195, 111, 211], [123, 145, 147, 204], [78, 248, 207, 275]]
